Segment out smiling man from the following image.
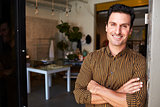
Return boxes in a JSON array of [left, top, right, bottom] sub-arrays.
[[73, 4, 147, 107]]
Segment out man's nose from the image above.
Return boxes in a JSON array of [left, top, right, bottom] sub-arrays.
[[115, 26, 121, 34]]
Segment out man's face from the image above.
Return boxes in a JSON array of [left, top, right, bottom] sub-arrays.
[[0, 23, 10, 42], [0, 23, 9, 36], [106, 12, 132, 48]]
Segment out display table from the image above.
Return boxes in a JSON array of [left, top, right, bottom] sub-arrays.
[[63, 60, 82, 78], [26, 64, 71, 100]]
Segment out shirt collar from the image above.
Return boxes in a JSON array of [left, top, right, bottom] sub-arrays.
[[105, 45, 129, 58]]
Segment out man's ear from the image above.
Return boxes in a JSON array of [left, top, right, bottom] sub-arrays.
[[105, 25, 108, 32], [129, 28, 133, 35]]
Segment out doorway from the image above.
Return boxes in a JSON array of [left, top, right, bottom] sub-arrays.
[[0, 0, 27, 107], [96, 6, 148, 57]]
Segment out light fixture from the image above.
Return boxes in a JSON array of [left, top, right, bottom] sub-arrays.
[[51, 0, 55, 15], [31, 0, 71, 16], [65, 0, 69, 16], [35, 0, 39, 15]]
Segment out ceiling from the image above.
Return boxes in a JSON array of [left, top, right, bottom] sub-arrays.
[[26, 0, 88, 12], [26, 0, 148, 19], [44, 0, 74, 4]]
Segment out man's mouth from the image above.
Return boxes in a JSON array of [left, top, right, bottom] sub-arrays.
[[112, 34, 122, 39]]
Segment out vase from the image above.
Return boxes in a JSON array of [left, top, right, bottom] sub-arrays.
[[71, 42, 77, 52]]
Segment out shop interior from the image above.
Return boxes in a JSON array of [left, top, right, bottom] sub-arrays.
[[0, 0, 149, 107]]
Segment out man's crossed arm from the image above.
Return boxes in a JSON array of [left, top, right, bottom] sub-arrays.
[[87, 78, 143, 107]]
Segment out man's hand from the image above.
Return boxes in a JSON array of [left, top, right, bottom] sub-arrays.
[[87, 80, 102, 94], [116, 78, 143, 94]]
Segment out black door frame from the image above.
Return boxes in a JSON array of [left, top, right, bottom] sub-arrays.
[[15, 0, 27, 106]]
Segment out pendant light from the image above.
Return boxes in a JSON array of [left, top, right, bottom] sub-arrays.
[[35, 0, 39, 15], [51, 0, 55, 15], [65, 0, 69, 16]]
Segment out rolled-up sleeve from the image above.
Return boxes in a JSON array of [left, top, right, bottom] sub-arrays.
[[73, 53, 93, 104], [126, 55, 147, 107]]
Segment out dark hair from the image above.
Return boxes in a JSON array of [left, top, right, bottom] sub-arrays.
[[106, 4, 135, 28]]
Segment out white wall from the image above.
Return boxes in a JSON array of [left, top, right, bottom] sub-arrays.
[[59, 0, 115, 52], [148, 0, 160, 106]]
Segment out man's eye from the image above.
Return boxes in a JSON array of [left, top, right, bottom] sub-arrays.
[[122, 25, 127, 28], [111, 23, 115, 26]]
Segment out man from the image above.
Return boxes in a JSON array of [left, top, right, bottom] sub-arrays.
[[0, 20, 14, 77], [0, 19, 17, 107], [73, 4, 146, 107]]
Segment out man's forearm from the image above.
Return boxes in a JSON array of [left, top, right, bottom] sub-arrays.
[[88, 78, 143, 106], [91, 93, 122, 106], [88, 80, 128, 107], [91, 94, 107, 104], [96, 86, 128, 107], [90, 87, 127, 106]]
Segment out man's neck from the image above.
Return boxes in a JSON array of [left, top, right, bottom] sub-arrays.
[[108, 44, 126, 57]]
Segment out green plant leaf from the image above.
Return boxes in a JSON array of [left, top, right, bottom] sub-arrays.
[[57, 40, 68, 51], [67, 54, 78, 60], [72, 27, 79, 32], [56, 21, 82, 42]]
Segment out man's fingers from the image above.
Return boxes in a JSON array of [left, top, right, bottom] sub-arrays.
[[123, 78, 140, 87], [127, 82, 143, 89], [129, 84, 142, 91], [125, 82, 143, 94], [129, 89, 141, 94], [117, 78, 143, 94]]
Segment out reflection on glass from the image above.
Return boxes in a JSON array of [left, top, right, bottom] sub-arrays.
[[0, 0, 18, 106]]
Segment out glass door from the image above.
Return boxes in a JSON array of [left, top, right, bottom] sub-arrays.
[[0, 0, 27, 107]]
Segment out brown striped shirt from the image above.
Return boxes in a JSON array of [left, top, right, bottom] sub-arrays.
[[73, 46, 147, 107]]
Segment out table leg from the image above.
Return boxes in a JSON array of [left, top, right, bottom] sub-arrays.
[[27, 69, 31, 94], [49, 74, 52, 87], [67, 68, 70, 92], [45, 73, 50, 100]]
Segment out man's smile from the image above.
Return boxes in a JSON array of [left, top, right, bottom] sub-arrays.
[[112, 34, 122, 40]]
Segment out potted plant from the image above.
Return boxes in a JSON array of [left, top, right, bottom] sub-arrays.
[[56, 21, 83, 59], [56, 21, 82, 42], [56, 21, 82, 52]]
